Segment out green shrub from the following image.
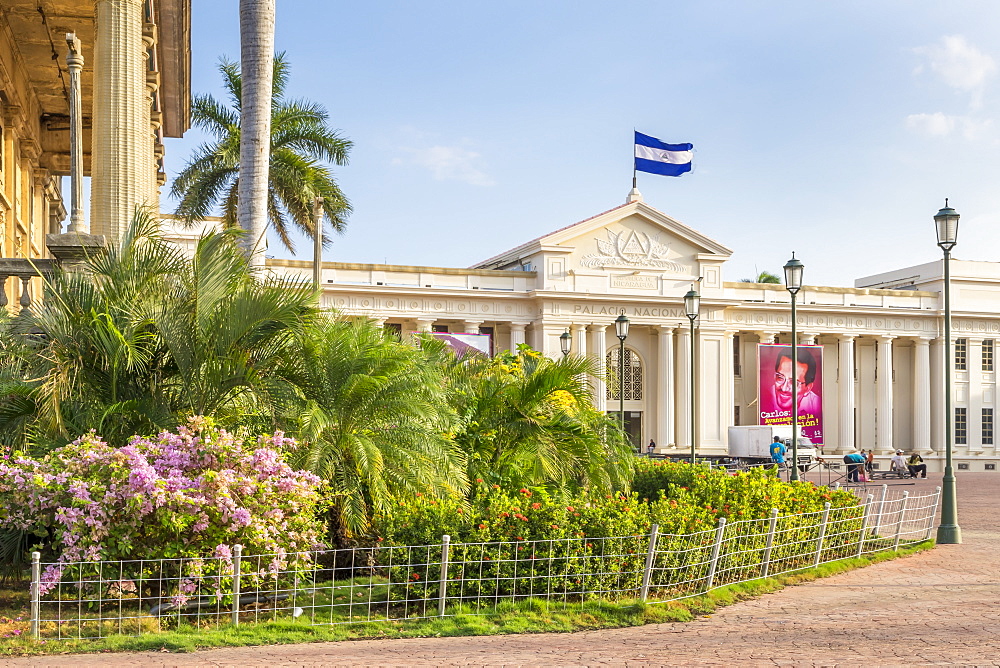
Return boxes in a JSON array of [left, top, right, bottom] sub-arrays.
[[373, 467, 863, 605]]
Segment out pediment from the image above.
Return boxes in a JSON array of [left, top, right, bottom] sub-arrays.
[[474, 199, 731, 276]]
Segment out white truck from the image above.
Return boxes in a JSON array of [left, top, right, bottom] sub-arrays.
[[727, 425, 819, 469]]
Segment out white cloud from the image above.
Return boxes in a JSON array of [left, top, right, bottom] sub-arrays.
[[905, 112, 994, 140], [392, 144, 495, 186], [914, 35, 996, 109], [905, 112, 955, 136]]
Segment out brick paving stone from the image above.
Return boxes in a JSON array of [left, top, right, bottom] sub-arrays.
[[6, 474, 1000, 667]]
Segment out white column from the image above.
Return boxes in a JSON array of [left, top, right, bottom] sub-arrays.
[[757, 331, 777, 344], [913, 337, 932, 454], [722, 330, 736, 440], [930, 337, 944, 453], [876, 335, 895, 453], [590, 325, 607, 412], [509, 323, 526, 349], [571, 324, 588, 358], [65, 33, 86, 233], [676, 326, 691, 449], [462, 320, 483, 333], [92, 0, 153, 240], [656, 326, 675, 449], [800, 332, 817, 345], [837, 334, 856, 453]]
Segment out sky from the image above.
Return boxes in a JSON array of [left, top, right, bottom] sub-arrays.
[[160, 0, 1000, 287]]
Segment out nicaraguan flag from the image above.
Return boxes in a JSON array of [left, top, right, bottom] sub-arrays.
[[634, 132, 693, 176]]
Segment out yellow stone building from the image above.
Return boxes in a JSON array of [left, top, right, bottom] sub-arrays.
[[0, 0, 190, 305]]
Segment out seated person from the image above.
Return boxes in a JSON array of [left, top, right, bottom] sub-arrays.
[[907, 452, 928, 479], [890, 450, 912, 476]]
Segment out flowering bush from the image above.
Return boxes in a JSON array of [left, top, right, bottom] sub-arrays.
[[0, 419, 327, 605], [375, 466, 863, 602]]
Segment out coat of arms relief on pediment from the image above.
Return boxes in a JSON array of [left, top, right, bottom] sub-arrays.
[[580, 229, 686, 272]]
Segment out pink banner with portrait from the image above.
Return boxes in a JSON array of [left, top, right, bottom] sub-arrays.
[[757, 344, 824, 444]]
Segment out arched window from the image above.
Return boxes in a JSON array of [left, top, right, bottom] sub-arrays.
[[606, 348, 643, 400]]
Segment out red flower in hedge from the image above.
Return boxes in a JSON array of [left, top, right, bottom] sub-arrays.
[[531, 503, 541, 510], [478, 523, 487, 530], [476, 478, 484, 483]]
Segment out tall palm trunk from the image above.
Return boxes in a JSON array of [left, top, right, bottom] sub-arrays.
[[238, 0, 276, 266]]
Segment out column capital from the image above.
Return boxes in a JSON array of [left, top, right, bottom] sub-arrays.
[[570, 323, 587, 333], [509, 322, 527, 332], [912, 335, 934, 345], [837, 332, 857, 342], [657, 324, 676, 335], [588, 323, 607, 333], [799, 332, 818, 345], [756, 330, 778, 343], [874, 334, 896, 343]]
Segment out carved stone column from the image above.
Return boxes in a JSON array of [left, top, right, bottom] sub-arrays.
[[509, 323, 526, 349], [876, 335, 895, 453], [656, 325, 675, 449], [757, 331, 777, 344], [837, 334, 856, 453], [676, 326, 691, 450], [92, 0, 154, 241], [571, 324, 588, 358], [913, 337, 932, 454], [590, 324, 607, 412]]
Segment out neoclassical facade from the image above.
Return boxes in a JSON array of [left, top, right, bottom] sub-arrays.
[[0, 0, 190, 305], [268, 189, 998, 473]]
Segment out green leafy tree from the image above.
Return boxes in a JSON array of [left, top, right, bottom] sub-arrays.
[[739, 270, 781, 284], [281, 319, 465, 538], [442, 345, 634, 494], [0, 209, 315, 450], [171, 54, 352, 253]]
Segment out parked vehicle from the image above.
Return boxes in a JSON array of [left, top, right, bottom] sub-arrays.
[[727, 425, 819, 469]]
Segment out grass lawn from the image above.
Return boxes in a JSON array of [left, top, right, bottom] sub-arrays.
[[0, 540, 933, 657]]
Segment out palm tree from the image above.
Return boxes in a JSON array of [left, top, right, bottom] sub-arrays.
[[283, 319, 466, 538], [739, 270, 782, 284], [238, 0, 275, 264], [0, 209, 316, 450], [171, 55, 352, 254], [442, 346, 634, 494]]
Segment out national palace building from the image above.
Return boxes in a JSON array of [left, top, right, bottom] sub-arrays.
[[258, 188, 1000, 473]]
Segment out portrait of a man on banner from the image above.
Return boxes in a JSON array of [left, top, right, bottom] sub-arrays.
[[758, 344, 824, 444]]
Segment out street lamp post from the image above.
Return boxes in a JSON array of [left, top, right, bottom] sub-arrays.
[[614, 311, 630, 450], [783, 253, 804, 482], [684, 287, 700, 465], [559, 329, 572, 357], [935, 201, 962, 544]]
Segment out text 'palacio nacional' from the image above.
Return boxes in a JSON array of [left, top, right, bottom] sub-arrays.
[[246, 188, 999, 473]]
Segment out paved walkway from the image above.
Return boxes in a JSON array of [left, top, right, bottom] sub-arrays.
[[7, 474, 999, 667]]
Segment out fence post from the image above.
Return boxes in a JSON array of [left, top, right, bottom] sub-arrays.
[[30, 551, 40, 639], [857, 493, 874, 558], [833, 482, 840, 492], [705, 518, 727, 591], [926, 486, 942, 540], [438, 535, 451, 617], [814, 502, 832, 567], [761, 508, 779, 578], [873, 484, 888, 537], [893, 491, 910, 551], [640, 524, 660, 601], [231, 544, 242, 626]]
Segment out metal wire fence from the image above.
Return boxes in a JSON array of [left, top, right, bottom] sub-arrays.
[[27, 486, 940, 640]]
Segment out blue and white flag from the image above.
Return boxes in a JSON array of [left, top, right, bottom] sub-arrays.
[[634, 132, 693, 177]]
